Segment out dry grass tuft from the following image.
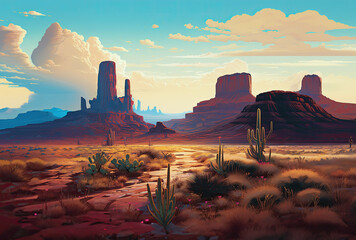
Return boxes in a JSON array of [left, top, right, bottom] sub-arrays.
[[60, 198, 89, 216], [271, 169, 329, 194], [242, 185, 281, 208], [0, 161, 26, 182], [77, 174, 126, 190], [296, 188, 333, 207], [43, 204, 65, 218], [226, 174, 252, 190], [26, 158, 48, 171]]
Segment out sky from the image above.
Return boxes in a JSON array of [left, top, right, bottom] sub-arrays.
[[0, 0, 355, 117]]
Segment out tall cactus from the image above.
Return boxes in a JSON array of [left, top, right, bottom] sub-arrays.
[[247, 108, 273, 163], [210, 137, 228, 175], [106, 128, 115, 146], [147, 164, 176, 234]]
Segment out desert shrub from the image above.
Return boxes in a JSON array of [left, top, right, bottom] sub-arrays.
[[225, 160, 258, 176], [11, 160, 26, 169], [271, 169, 329, 196], [296, 188, 333, 207], [43, 204, 65, 218], [226, 174, 252, 190], [242, 185, 281, 208], [26, 158, 48, 171], [256, 163, 280, 177], [0, 163, 26, 182], [304, 208, 346, 228], [191, 152, 214, 164], [77, 173, 126, 190], [212, 207, 257, 239], [60, 199, 89, 216], [118, 203, 143, 222], [136, 149, 162, 159], [188, 174, 232, 200]]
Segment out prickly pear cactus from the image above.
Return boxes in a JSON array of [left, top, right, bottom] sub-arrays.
[[85, 152, 109, 175], [111, 154, 143, 173]]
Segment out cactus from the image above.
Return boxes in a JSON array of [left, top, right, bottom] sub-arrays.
[[111, 154, 143, 173], [106, 128, 115, 146], [247, 108, 273, 163], [85, 152, 110, 175], [147, 164, 176, 234], [349, 136, 353, 148], [210, 138, 228, 175]]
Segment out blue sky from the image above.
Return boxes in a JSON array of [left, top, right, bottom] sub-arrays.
[[0, 0, 355, 116]]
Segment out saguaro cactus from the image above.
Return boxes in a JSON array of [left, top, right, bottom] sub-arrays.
[[147, 164, 176, 234], [210, 137, 228, 175], [247, 108, 273, 163], [106, 128, 115, 146]]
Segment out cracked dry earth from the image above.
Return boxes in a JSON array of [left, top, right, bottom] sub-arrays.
[[0, 146, 207, 240]]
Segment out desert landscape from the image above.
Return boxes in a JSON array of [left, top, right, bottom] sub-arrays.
[[1, 2, 356, 239], [0, 143, 355, 239]]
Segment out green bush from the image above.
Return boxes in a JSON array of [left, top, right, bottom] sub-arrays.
[[85, 152, 110, 175], [188, 174, 232, 200]]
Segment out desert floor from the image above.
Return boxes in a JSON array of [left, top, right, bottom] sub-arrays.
[[0, 143, 355, 240]]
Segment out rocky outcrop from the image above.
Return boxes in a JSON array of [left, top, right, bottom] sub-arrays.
[[0, 61, 153, 143], [148, 122, 176, 135], [89, 61, 133, 113], [297, 74, 356, 119], [164, 73, 255, 132], [81, 97, 87, 111], [299, 75, 322, 96], [191, 91, 356, 143]]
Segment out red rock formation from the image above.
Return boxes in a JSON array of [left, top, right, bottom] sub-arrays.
[[164, 73, 255, 132], [191, 91, 356, 143], [298, 74, 356, 119], [89, 62, 134, 113], [148, 122, 176, 135], [0, 61, 152, 143]]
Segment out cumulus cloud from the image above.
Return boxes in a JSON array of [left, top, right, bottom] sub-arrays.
[[139, 39, 164, 49], [174, 9, 356, 55], [104, 46, 128, 52], [0, 24, 34, 67], [0, 78, 34, 108], [0, 64, 25, 74], [169, 33, 210, 43], [152, 24, 159, 29], [185, 23, 198, 29], [31, 22, 126, 95], [212, 43, 240, 50], [20, 11, 45, 16]]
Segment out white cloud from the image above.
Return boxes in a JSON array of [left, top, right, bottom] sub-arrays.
[[0, 24, 34, 67], [176, 9, 356, 55], [0, 78, 34, 108], [104, 46, 128, 52], [139, 39, 164, 49], [20, 11, 45, 16], [0, 64, 25, 74], [169, 47, 183, 53], [212, 43, 240, 50], [252, 60, 356, 67], [169, 33, 210, 43], [31, 22, 126, 95], [185, 23, 198, 29], [152, 24, 159, 29]]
